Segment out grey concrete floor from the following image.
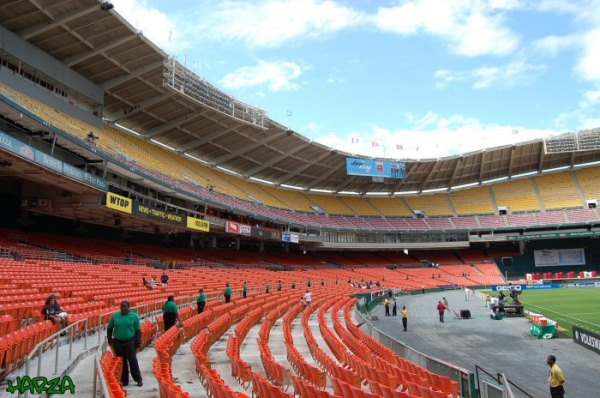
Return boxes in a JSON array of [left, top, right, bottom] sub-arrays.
[[371, 289, 600, 398]]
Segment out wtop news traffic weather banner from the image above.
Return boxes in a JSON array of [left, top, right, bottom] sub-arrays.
[[346, 158, 406, 179]]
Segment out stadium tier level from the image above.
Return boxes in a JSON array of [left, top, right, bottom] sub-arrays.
[[1, 1, 600, 397]]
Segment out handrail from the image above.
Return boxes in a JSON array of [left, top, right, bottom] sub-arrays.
[[20, 317, 90, 398], [92, 339, 111, 398]]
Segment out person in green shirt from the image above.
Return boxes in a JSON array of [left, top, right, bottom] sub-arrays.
[[162, 296, 180, 331], [307, 279, 312, 288], [197, 288, 207, 314], [277, 280, 283, 291], [242, 282, 248, 298], [321, 279, 325, 286], [224, 283, 232, 303], [291, 281, 296, 289], [265, 282, 270, 293], [107, 301, 142, 387]]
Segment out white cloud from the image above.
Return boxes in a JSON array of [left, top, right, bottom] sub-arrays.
[[533, 34, 580, 56], [373, 0, 519, 56], [435, 61, 545, 89], [221, 60, 306, 91], [193, 0, 364, 47], [314, 112, 557, 159], [575, 28, 600, 84], [113, 0, 183, 52], [555, 88, 600, 130]]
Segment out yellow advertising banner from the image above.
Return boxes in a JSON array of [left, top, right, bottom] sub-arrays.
[[187, 216, 210, 232], [106, 192, 132, 214]]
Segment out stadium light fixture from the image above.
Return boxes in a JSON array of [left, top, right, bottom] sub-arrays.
[[422, 187, 448, 193], [338, 191, 360, 195], [280, 184, 305, 190], [482, 176, 509, 184], [184, 153, 209, 164], [249, 176, 275, 185], [574, 160, 600, 168], [309, 188, 335, 193], [511, 170, 539, 179], [365, 192, 390, 196], [541, 165, 570, 173], [150, 138, 175, 151], [114, 123, 140, 136], [393, 191, 419, 195], [450, 182, 479, 190], [216, 165, 241, 176]]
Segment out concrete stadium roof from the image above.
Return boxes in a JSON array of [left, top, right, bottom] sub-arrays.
[[3, 0, 600, 195]]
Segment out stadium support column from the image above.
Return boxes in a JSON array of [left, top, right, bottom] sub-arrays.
[[519, 240, 525, 255], [259, 240, 264, 253], [284, 242, 290, 253], [235, 237, 240, 252], [210, 236, 217, 249]]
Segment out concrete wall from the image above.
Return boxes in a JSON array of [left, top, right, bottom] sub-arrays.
[[0, 25, 103, 103]]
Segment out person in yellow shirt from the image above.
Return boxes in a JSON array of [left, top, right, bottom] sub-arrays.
[[547, 355, 565, 398], [401, 306, 408, 331]]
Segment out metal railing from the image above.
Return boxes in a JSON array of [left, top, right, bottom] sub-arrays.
[[20, 317, 91, 398], [475, 365, 534, 398], [354, 302, 474, 397]]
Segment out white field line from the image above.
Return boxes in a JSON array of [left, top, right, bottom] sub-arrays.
[[523, 302, 600, 329]]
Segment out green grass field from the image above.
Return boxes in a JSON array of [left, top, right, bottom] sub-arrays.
[[518, 288, 600, 337]]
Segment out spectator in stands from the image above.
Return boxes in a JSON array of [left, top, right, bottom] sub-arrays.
[[321, 279, 325, 286], [42, 294, 69, 332], [107, 301, 142, 387], [547, 355, 565, 398], [392, 299, 398, 316], [291, 281, 296, 289], [242, 282, 248, 298], [160, 272, 169, 285], [266, 282, 270, 293], [224, 283, 232, 303], [162, 296, 180, 331], [335, 277, 339, 285], [401, 306, 408, 331], [277, 280, 283, 291], [86, 131, 98, 146], [197, 288, 207, 314], [437, 301, 446, 323], [304, 290, 312, 306]]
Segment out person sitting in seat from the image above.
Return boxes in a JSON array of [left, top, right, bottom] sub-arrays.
[[42, 294, 69, 331], [160, 273, 169, 285]]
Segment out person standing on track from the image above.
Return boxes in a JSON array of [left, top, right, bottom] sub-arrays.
[[437, 301, 446, 323], [401, 306, 408, 331], [547, 355, 565, 398]]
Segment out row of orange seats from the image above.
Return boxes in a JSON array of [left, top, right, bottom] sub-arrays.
[[341, 299, 459, 398], [100, 351, 125, 398]]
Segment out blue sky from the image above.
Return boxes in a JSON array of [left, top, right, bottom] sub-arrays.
[[114, 0, 600, 159]]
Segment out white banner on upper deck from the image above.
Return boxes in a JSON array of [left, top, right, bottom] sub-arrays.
[[533, 248, 585, 267]]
